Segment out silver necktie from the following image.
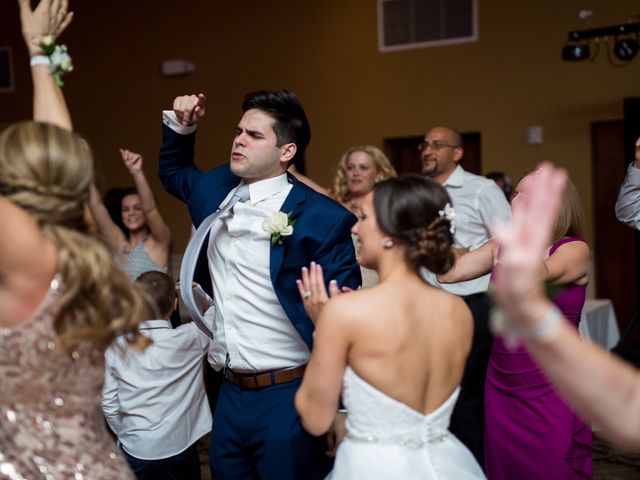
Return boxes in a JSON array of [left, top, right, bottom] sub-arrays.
[[179, 184, 250, 337]]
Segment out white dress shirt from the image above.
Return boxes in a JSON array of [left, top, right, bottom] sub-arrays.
[[102, 319, 212, 460], [615, 164, 640, 230], [207, 174, 310, 372], [421, 165, 512, 296]]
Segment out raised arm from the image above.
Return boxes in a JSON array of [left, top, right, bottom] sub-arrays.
[[158, 94, 208, 203], [494, 163, 640, 451], [88, 184, 126, 251], [121, 149, 171, 248], [19, 0, 73, 130]]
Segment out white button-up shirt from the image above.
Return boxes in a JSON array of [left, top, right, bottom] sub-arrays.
[[102, 320, 212, 460], [207, 174, 310, 372], [421, 165, 512, 296], [615, 164, 640, 229]]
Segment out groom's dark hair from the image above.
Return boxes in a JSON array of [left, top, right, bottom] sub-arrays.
[[242, 90, 311, 167]]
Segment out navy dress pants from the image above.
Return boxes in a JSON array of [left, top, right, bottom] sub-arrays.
[[122, 442, 201, 480], [210, 377, 333, 480]]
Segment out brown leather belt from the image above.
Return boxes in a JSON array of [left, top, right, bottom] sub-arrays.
[[224, 365, 307, 390]]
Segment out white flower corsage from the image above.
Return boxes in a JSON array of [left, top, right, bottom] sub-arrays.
[[438, 202, 456, 234], [40, 35, 74, 87], [262, 211, 295, 245]]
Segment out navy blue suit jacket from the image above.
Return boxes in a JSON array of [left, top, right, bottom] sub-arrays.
[[159, 125, 361, 349]]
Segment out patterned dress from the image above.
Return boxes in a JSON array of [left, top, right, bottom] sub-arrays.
[[0, 275, 134, 479]]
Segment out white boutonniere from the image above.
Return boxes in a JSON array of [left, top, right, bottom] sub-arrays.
[[262, 211, 295, 245]]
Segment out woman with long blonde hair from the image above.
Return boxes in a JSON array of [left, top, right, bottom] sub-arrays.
[[329, 145, 397, 209], [0, 1, 146, 478], [292, 146, 396, 288]]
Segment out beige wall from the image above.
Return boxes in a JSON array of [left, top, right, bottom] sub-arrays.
[[2, 0, 639, 250]]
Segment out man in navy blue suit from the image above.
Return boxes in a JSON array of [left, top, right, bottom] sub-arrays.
[[158, 90, 361, 480]]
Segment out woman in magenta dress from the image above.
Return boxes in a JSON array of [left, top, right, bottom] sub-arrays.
[[439, 171, 593, 479]]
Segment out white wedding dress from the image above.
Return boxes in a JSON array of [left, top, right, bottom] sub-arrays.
[[327, 367, 486, 479]]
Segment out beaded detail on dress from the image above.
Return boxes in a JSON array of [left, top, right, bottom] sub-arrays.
[[0, 275, 133, 479], [328, 367, 485, 479]]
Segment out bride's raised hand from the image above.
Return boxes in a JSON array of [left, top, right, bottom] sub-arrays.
[[297, 262, 342, 324]]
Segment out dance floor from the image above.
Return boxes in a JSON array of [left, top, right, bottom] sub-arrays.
[[194, 432, 640, 479]]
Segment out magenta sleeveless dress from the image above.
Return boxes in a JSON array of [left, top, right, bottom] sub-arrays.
[[484, 237, 593, 479]]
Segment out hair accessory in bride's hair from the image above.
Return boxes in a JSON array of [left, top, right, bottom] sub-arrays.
[[438, 203, 456, 234]]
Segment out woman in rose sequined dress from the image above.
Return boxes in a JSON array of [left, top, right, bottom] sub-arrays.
[[0, 1, 147, 478]]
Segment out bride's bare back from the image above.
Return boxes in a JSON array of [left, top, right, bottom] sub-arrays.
[[336, 274, 472, 415]]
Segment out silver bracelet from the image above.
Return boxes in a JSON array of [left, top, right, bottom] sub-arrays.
[[30, 55, 50, 67], [525, 306, 563, 339]]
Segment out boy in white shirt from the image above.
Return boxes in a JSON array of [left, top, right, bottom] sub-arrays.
[[102, 271, 211, 479]]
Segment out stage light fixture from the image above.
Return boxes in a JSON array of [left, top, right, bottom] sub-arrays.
[[562, 43, 590, 61], [563, 19, 640, 65], [613, 37, 639, 61]]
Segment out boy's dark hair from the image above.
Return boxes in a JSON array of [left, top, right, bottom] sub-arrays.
[[242, 90, 311, 167], [135, 271, 176, 319]]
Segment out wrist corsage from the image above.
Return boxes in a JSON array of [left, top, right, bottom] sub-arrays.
[[262, 211, 295, 245], [39, 35, 73, 87]]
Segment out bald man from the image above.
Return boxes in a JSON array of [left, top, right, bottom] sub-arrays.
[[419, 126, 511, 467]]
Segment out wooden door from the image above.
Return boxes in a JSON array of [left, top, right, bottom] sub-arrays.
[[591, 120, 636, 332]]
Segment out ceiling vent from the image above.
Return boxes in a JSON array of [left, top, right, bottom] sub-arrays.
[[378, 0, 478, 52]]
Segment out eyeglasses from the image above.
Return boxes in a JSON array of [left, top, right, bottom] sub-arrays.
[[417, 141, 461, 152]]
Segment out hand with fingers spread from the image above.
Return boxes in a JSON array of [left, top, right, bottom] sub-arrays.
[[493, 163, 568, 329], [18, 0, 74, 56], [120, 148, 143, 173], [173, 93, 207, 126], [297, 262, 342, 324]]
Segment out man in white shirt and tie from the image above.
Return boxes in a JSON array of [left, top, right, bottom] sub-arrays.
[[419, 126, 512, 467], [158, 90, 361, 480]]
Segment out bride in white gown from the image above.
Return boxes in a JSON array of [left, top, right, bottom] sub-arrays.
[[295, 175, 485, 479]]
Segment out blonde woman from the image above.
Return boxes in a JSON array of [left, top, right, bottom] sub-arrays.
[[329, 145, 397, 209], [292, 146, 396, 288], [0, 1, 146, 478]]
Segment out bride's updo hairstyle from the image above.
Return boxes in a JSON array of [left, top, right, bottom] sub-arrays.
[[373, 174, 455, 274], [0, 121, 148, 354]]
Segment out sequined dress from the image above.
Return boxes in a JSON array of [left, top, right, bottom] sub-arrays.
[[0, 276, 134, 479], [327, 367, 486, 479]]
